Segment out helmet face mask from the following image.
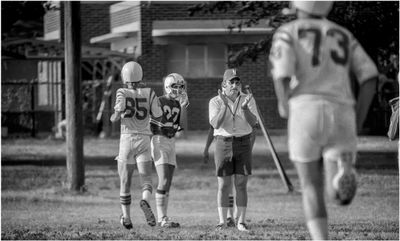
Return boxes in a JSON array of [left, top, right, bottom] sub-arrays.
[[164, 73, 186, 99]]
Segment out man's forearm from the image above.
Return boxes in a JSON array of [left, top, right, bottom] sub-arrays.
[[242, 106, 258, 127], [210, 105, 227, 129]]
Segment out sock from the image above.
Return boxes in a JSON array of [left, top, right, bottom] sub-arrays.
[[307, 217, 328, 240], [236, 206, 246, 224], [120, 194, 131, 220], [228, 195, 234, 218], [156, 190, 167, 222], [164, 192, 169, 218], [217, 207, 228, 224], [142, 183, 153, 202]]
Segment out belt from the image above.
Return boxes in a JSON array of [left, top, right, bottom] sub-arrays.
[[215, 134, 251, 142]]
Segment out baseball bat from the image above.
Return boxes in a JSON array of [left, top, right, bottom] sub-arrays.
[[96, 75, 114, 122], [244, 85, 294, 192]]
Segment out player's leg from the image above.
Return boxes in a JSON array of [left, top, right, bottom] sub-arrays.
[[156, 164, 179, 228], [155, 163, 169, 223], [324, 103, 358, 205], [118, 161, 135, 229], [116, 134, 135, 229], [153, 135, 179, 227], [294, 160, 328, 240], [136, 135, 156, 227], [288, 97, 328, 239]]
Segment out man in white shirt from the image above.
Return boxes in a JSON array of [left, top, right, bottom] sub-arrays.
[[209, 68, 258, 232]]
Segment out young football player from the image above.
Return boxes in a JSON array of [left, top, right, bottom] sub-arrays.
[[150, 73, 189, 228], [110, 61, 162, 229], [269, 1, 378, 239]]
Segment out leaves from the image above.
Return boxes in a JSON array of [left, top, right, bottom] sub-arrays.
[[188, 1, 399, 77]]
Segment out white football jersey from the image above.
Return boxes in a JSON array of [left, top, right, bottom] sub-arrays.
[[114, 87, 162, 135], [269, 18, 378, 105]]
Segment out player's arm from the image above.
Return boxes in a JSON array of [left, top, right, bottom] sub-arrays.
[[350, 39, 379, 133], [269, 30, 295, 119], [273, 77, 291, 119], [149, 89, 163, 119], [110, 88, 125, 122], [209, 91, 228, 129], [179, 91, 190, 108], [356, 76, 377, 134]]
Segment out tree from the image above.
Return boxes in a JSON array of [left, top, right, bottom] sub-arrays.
[[188, 1, 399, 79], [1, 1, 46, 40]]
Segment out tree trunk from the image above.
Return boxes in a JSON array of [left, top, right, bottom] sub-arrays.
[[64, 1, 85, 191]]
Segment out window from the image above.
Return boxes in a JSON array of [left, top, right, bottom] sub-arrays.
[[167, 44, 226, 78]]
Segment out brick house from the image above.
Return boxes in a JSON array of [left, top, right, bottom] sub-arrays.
[[42, 1, 286, 132]]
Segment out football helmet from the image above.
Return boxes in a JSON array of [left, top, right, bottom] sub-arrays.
[[292, 1, 333, 17], [164, 73, 186, 98], [121, 61, 143, 84]]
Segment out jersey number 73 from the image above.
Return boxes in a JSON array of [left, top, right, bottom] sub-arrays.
[[298, 27, 349, 67]]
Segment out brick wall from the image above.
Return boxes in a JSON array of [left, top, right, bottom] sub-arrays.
[[139, 3, 284, 130], [80, 3, 112, 48]]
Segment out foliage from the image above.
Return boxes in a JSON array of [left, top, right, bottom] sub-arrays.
[[188, 1, 399, 78], [1, 1, 46, 40]]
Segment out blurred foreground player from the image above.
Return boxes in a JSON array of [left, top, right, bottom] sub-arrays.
[[269, 1, 378, 239]]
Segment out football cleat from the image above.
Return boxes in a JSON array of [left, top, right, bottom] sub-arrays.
[[226, 217, 236, 227], [333, 157, 357, 205], [139, 199, 156, 227], [237, 223, 250, 232], [215, 222, 227, 231], [120, 215, 133, 230], [160, 216, 180, 228]]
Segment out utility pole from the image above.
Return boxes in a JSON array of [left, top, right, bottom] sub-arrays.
[[64, 1, 84, 191]]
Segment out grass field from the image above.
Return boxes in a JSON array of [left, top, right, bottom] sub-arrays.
[[1, 134, 399, 240]]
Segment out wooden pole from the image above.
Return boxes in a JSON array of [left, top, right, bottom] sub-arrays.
[[64, 1, 84, 191]]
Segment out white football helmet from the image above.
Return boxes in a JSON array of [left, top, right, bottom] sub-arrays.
[[121, 61, 143, 84], [164, 73, 186, 98], [292, 1, 333, 17]]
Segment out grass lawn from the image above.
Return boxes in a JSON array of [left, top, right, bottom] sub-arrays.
[[1, 135, 398, 239]]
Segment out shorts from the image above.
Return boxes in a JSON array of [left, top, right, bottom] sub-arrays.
[[151, 135, 176, 167], [214, 134, 252, 177], [288, 96, 357, 163], [115, 133, 152, 164]]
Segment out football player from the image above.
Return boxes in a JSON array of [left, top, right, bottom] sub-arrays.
[[269, 1, 378, 239], [150, 73, 189, 228], [111, 61, 162, 229]]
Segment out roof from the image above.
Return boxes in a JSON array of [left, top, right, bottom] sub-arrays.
[[2, 38, 134, 60], [151, 19, 273, 45]]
